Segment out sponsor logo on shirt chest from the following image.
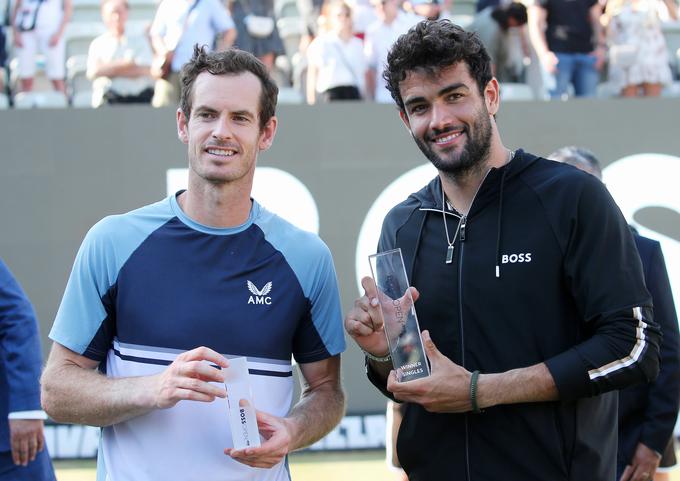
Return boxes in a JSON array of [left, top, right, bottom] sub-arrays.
[[501, 252, 532, 264], [247, 280, 272, 305]]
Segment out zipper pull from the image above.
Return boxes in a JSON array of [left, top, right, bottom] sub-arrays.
[[460, 216, 467, 242]]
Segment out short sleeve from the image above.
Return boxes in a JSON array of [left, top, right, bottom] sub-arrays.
[[292, 242, 346, 363], [50, 219, 120, 361]]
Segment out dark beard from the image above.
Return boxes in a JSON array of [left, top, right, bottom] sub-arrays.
[[413, 107, 493, 179]]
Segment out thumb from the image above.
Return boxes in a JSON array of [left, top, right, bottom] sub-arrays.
[[409, 286, 420, 303], [421, 330, 442, 365]]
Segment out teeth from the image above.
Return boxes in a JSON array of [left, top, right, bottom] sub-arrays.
[[435, 132, 462, 144], [207, 148, 236, 156]]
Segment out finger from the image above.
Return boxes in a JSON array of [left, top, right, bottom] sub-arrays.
[[631, 466, 652, 481], [171, 386, 223, 403], [360, 277, 384, 330], [361, 276, 378, 298], [409, 286, 420, 302], [10, 439, 20, 465], [386, 370, 401, 394], [421, 330, 442, 366], [346, 317, 380, 337], [227, 446, 284, 468], [179, 360, 226, 383], [28, 437, 38, 462], [255, 409, 278, 426], [620, 465, 633, 481], [177, 378, 227, 398], [347, 300, 383, 333], [36, 431, 44, 453], [224, 447, 278, 466], [17, 437, 29, 466], [181, 346, 230, 368]]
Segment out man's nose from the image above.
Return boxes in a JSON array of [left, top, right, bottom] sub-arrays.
[[212, 116, 232, 140], [430, 102, 453, 131]]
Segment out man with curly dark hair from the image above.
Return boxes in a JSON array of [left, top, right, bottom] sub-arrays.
[[345, 20, 660, 481]]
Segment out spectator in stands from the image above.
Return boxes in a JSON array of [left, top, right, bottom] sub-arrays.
[[602, 0, 677, 97], [229, 0, 285, 71], [0, 21, 6, 93], [550, 146, 680, 481], [467, 2, 528, 81], [347, 0, 377, 39], [306, 1, 365, 103], [86, 0, 155, 106], [364, 0, 418, 102], [528, 0, 605, 98], [149, 0, 237, 107], [11, 0, 72, 94], [0, 259, 56, 481], [476, 0, 500, 13], [406, 0, 442, 20]]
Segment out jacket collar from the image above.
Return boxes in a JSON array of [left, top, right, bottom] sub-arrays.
[[412, 149, 540, 214]]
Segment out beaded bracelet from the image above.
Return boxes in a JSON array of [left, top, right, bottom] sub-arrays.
[[470, 370, 482, 414], [362, 349, 392, 363]]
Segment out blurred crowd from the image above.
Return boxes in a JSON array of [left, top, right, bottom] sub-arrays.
[[0, 0, 679, 107]]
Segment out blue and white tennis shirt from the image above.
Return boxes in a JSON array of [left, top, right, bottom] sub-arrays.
[[50, 193, 346, 481]]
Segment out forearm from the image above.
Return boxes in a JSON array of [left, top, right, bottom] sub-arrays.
[[527, 7, 550, 56], [365, 69, 376, 100], [150, 35, 167, 55], [286, 380, 345, 450], [57, 1, 72, 37], [590, 6, 605, 49], [41, 362, 156, 426], [93, 60, 150, 78], [477, 362, 559, 409], [306, 65, 317, 104]]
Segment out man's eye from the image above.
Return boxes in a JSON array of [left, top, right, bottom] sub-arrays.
[[410, 105, 427, 115]]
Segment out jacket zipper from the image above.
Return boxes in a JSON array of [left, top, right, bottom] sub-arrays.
[[457, 170, 490, 481], [460, 236, 471, 481]]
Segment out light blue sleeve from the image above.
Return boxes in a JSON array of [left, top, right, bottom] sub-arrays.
[[302, 238, 346, 357], [50, 200, 174, 358], [50, 216, 123, 357], [256, 209, 346, 358], [211, 0, 235, 33]]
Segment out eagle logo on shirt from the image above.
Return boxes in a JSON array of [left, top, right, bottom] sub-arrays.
[[247, 281, 272, 305]]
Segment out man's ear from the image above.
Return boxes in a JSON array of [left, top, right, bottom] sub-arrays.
[[484, 77, 500, 116], [177, 109, 189, 144], [258, 116, 278, 152]]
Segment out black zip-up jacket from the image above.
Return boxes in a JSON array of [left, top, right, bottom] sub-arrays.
[[367, 150, 661, 481]]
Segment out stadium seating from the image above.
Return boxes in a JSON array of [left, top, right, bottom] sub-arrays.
[[64, 23, 106, 59], [66, 54, 91, 100], [13, 91, 69, 109], [71, 90, 94, 108]]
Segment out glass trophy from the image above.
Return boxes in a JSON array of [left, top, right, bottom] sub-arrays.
[[368, 248, 430, 382], [224, 357, 261, 450]]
